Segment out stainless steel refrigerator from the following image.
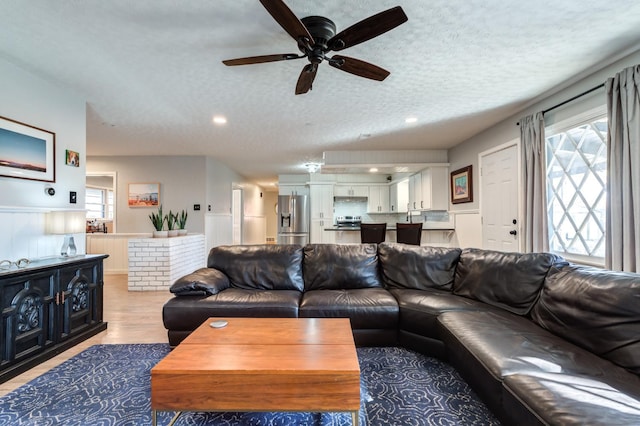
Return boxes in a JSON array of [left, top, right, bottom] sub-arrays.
[[277, 195, 310, 245]]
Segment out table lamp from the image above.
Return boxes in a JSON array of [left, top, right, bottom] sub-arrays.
[[46, 211, 86, 257]]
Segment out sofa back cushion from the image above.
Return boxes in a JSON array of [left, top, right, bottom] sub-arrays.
[[453, 248, 564, 315], [207, 245, 304, 291], [303, 244, 382, 290], [531, 264, 640, 375], [378, 243, 461, 291]]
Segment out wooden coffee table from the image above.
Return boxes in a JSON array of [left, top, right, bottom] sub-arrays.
[[151, 317, 361, 425]]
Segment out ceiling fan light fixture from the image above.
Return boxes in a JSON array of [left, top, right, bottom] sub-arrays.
[[304, 162, 322, 173]]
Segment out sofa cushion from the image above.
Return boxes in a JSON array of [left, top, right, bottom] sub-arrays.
[[390, 288, 498, 339], [303, 244, 382, 290], [162, 288, 301, 330], [299, 288, 398, 329], [170, 268, 230, 296], [378, 243, 461, 291], [531, 264, 640, 375], [453, 248, 565, 315], [502, 372, 640, 426], [207, 244, 304, 291]]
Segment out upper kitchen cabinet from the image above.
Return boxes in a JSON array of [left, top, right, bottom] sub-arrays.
[[390, 179, 409, 213], [333, 185, 369, 197], [409, 167, 449, 211], [368, 185, 390, 213], [278, 184, 309, 196]]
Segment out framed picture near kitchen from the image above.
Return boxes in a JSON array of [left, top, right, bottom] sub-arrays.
[[0, 115, 56, 182], [451, 165, 473, 204]]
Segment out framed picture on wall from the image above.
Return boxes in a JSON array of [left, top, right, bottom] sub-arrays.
[[0, 115, 56, 182], [128, 182, 160, 207], [450, 165, 473, 204], [65, 149, 80, 167]]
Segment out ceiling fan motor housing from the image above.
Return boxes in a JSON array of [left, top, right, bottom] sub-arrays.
[[300, 16, 337, 63]]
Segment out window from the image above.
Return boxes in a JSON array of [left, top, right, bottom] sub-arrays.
[[86, 187, 113, 220], [545, 115, 607, 264]]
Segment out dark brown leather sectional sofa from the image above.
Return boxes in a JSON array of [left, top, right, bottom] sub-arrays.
[[162, 243, 640, 425]]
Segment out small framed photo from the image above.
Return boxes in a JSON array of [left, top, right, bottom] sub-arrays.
[[128, 182, 160, 207], [451, 165, 473, 204], [0, 115, 56, 182], [65, 149, 80, 167]]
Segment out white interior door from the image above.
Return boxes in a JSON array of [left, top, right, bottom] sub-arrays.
[[481, 143, 520, 251]]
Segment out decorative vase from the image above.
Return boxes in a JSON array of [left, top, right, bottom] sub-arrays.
[[178, 229, 188, 236], [153, 230, 168, 238], [168, 230, 179, 237]]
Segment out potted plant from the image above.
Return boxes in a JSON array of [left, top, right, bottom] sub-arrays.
[[167, 210, 178, 237], [177, 209, 188, 236], [149, 205, 168, 237]]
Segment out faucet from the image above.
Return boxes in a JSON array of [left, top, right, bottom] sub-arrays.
[[406, 212, 412, 223]]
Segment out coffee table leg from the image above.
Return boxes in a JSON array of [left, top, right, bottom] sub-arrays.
[[352, 410, 359, 426], [152, 410, 157, 426]]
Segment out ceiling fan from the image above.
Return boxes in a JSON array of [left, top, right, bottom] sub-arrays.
[[222, 0, 408, 95]]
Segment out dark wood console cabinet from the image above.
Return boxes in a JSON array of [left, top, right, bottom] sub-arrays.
[[0, 254, 108, 383]]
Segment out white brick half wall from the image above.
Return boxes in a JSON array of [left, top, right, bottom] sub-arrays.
[[127, 234, 206, 291]]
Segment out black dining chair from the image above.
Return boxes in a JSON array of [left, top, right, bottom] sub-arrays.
[[396, 223, 422, 245], [360, 223, 387, 244]]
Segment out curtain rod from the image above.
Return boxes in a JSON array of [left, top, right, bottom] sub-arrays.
[[516, 83, 605, 126]]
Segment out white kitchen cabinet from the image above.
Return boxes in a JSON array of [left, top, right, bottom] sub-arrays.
[[311, 219, 336, 243], [389, 179, 409, 213], [421, 167, 449, 210], [367, 185, 390, 213], [334, 185, 369, 197], [278, 184, 309, 196], [408, 167, 449, 211], [310, 184, 334, 219], [309, 184, 335, 243], [408, 173, 422, 211]]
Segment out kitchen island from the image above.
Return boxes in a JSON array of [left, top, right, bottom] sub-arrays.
[[324, 225, 454, 246]]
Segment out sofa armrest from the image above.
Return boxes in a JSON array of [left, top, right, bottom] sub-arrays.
[[170, 268, 230, 296]]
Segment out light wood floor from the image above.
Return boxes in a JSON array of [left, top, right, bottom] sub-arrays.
[[0, 274, 172, 396]]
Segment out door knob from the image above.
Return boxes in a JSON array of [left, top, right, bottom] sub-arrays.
[[509, 230, 517, 236]]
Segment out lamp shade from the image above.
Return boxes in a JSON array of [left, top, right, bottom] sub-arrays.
[[46, 211, 86, 234]]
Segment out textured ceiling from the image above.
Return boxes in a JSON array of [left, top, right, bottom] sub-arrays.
[[1, 1, 640, 187]]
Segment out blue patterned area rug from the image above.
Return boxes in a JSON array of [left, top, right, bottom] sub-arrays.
[[0, 344, 500, 425]]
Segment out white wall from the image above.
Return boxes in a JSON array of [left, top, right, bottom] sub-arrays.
[[0, 58, 87, 260], [87, 155, 267, 252], [448, 48, 640, 247], [87, 156, 208, 234]]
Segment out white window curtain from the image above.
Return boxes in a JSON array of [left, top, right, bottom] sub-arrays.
[[605, 65, 640, 272], [520, 112, 549, 253]]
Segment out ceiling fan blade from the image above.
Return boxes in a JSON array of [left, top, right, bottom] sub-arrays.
[[295, 63, 318, 95], [329, 55, 390, 81], [328, 6, 408, 51], [222, 54, 302, 66], [259, 0, 314, 47]]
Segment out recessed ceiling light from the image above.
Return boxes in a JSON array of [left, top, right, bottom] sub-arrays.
[[213, 116, 227, 125], [405, 117, 418, 124], [369, 167, 379, 173]]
